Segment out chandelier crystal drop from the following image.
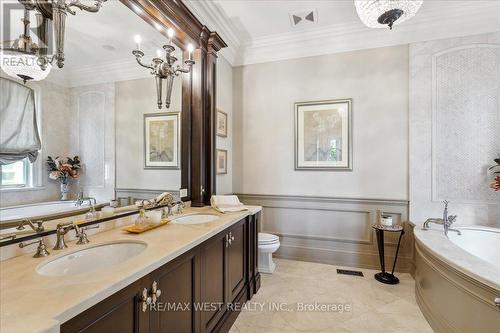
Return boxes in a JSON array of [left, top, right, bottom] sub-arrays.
[[354, 0, 423, 29]]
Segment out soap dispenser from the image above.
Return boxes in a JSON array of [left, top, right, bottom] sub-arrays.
[[135, 204, 148, 227]]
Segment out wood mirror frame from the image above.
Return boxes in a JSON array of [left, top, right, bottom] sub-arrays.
[[120, 0, 227, 206]]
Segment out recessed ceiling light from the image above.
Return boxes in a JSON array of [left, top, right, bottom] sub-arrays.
[[102, 44, 116, 51]]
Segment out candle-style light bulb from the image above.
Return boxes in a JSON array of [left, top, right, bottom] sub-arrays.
[[187, 43, 194, 60], [167, 28, 175, 44], [134, 34, 142, 50], [156, 49, 162, 58]]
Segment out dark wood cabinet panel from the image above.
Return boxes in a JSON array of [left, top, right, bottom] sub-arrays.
[[61, 275, 151, 333], [61, 215, 259, 333], [227, 221, 246, 303], [200, 231, 228, 332], [151, 250, 200, 333], [253, 212, 261, 294]]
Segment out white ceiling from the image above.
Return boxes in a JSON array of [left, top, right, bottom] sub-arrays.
[[185, 0, 500, 66]]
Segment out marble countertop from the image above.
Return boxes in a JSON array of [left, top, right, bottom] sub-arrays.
[[0, 205, 262, 333], [414, 225, 500, 291]]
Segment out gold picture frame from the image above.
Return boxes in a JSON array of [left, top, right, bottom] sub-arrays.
[[216, 109, 228, 137], [216, 149, 228, 174], [144, 112, 180, 169], [295, 99, 352, 171]]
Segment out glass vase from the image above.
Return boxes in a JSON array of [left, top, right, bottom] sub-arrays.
[[60, 182, 69, 201]]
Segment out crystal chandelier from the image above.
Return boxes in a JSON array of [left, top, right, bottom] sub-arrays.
[[355, 0, 423, 29], [132, 28, 195, 109], [0, 8, 52, 83]]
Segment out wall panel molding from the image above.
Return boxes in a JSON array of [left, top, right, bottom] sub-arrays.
[[115, 188, 180, 203], [238, 194, 414, 273]]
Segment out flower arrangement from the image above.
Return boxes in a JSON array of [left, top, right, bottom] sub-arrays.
[[488, 158, 500, 191], [47, 156, 81, 184]]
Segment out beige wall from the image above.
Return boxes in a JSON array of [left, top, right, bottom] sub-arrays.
[[233, 45, 409, 200], [115, 76, 182, 192], [216, 56, 233, 194]]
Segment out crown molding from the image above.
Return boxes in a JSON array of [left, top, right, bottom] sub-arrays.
[[183, 0, 242, 65], [236, 3, 500, 66], [182, 1, 500, 67], [46, 58, 151, 87]]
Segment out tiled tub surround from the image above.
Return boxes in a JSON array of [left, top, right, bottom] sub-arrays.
[[414, 225, 500, 332], [409, 31, 500, 226], [0, 206, 261, 333]]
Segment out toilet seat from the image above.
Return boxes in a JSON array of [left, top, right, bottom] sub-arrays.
[[258, 233, 279, 245]]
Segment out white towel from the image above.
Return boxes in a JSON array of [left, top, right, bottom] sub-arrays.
[[211, 195, 248, 213]]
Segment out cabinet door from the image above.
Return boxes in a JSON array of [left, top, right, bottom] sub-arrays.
[[200, 231, 228, 333], [150, 249, 200, 333], [61, 275, 151, 333], [227, 219, 247, 303]]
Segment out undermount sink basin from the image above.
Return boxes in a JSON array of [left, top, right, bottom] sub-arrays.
[[171, 214, 219, 225], [36, 241, 147, 277]]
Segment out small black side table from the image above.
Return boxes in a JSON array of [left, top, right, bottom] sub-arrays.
[[372, 224, 405, 285]]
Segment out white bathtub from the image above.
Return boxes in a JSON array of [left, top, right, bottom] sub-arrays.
[[448, 226, 500, 267], [0, 201, 104, 226]]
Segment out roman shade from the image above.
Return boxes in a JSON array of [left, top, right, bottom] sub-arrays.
[[0, 77, 41, 165]]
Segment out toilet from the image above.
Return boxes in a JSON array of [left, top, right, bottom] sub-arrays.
[[258, 233, 280, 273]]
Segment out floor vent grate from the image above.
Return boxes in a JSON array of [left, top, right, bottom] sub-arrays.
[[336, 269, 364, 277]]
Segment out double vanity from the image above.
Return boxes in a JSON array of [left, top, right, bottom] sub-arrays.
[[0, 206, 262, 333]]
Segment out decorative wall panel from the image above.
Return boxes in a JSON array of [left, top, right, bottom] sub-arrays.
[[433, 45, 500, 203], [77, 91, 105, 188]]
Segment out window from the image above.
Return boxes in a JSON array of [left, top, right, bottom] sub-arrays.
[[0, 158, 32, 188]]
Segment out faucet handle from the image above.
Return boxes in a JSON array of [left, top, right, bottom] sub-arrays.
[[76, 224, 99, 245], [19, 238, 50, 258], [448, 215, 457, 225]]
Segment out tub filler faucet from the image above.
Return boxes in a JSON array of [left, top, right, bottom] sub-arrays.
[[423, 200, 461, 236]]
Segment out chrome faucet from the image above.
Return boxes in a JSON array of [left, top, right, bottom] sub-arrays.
[[164, 201, 185, 217], [16, 219, 45, 233], [423, 200, 461, 236], [53, 222, 79, 250], [75, 189, 85, 206]]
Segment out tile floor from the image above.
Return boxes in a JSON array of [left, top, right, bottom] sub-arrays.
[[229, 259, 433, 333]]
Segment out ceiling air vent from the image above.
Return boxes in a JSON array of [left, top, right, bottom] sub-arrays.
[[289, 9, 318, 27]]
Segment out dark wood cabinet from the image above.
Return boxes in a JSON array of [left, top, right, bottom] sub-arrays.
[[61, 275, 151, 333], [61, 214, 260, 333]]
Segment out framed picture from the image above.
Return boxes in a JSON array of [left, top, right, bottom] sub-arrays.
[[216, 149, 228, 174], [144, 112, 180, 169], [295, 99, 352, 171], [216, 109, 228, 137]]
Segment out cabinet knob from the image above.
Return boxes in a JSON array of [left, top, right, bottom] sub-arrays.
[[140, 288, 152, 312], [495, 297, 500, 309], [151, 281, 162, 304]]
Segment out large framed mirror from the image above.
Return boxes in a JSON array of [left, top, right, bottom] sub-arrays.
[[0, 0, 225, 245]]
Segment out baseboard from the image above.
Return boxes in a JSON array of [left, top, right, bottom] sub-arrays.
[[275, 243, 413, 273]]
